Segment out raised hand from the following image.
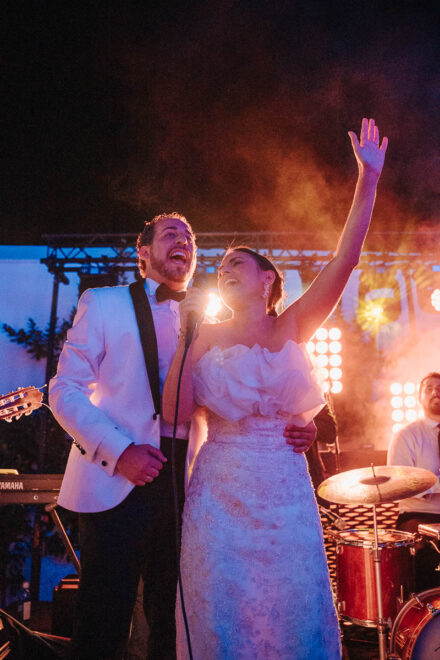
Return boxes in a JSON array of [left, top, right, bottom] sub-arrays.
[[348, 117, 388, 178]]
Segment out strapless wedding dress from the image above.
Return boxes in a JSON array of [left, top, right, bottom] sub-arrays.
[[177, 340, 341, 659]]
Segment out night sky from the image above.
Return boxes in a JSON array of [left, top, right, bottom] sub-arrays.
[[2, 1, 439, 247]]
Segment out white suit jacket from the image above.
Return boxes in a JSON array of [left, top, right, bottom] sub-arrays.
[[49, 285, 163, 513]]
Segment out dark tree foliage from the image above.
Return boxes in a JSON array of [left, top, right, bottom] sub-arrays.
[[2, 309, 76, 362]]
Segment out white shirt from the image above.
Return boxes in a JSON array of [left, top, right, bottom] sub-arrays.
[[387, 416, 440, 513], [144, 278, 190, 440]]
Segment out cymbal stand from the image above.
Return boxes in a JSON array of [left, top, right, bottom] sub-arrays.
[[371, 502, 388, 660]]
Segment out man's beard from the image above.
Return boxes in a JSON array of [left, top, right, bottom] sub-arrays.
[[427, 398, 440, 416], [150, 249, 195, 284]]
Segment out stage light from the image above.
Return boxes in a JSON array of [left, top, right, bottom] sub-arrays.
[[356, 298, 391, 334], [329, 341, 342, 354], [316, 354, 328, 367], [205, 292, 223, 318], [315, 328, 328, 341], [308, 326, 343, 394], [389, 380, 421, 435], [432, 288, 440, 311], [329, 367, 342, 381], [316, 341, 328, 354]]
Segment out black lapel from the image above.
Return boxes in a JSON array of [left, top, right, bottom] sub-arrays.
[[129, 280, 161, 419]]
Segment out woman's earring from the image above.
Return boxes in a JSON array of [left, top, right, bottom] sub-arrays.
[[263, 282, 271, 299]]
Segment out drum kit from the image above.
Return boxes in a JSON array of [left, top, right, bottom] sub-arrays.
[[317, 465, 440, 660]]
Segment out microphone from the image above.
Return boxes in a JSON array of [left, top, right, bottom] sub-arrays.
[[318, 505, 347, 530], [185, 272, 210, 348]]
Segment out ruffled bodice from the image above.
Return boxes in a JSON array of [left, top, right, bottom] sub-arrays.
[[192, 339, 325, 427]]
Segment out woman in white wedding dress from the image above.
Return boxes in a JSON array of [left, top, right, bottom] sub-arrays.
[[163, 118, 388, 659]]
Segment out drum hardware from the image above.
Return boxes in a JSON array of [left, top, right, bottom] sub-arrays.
[[318, 504, 347, 530], [390, 587, 440, 659], [417, 522, 440, 540], [418, 523, 440, 573], [318, 464, 437, 660]]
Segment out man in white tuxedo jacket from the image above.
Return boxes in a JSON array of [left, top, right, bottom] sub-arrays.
[[50, 211, 318, 659], [49, 212, 197, 659]]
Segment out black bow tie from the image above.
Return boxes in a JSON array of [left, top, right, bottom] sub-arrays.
[[155, 283, 186, 303]]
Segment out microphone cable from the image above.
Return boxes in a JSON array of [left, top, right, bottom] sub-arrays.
[[170, 339, 194, 660]]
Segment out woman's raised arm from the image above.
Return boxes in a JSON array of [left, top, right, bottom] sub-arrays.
[[279, 117, 388, 343]]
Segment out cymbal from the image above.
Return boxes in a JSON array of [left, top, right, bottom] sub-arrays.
[[317, 465, 437, 505]]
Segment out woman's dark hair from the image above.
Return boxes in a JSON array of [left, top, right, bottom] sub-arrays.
[[228, 246, 285, 316]]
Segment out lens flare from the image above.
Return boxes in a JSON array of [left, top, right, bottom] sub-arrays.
[[205, 292, 223, 318]]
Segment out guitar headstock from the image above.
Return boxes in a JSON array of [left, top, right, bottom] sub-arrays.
[[0, 386, 43, 422]]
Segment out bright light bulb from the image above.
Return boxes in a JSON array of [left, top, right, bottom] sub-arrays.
[[405, 409, 417, 422], [329, 367, 342, 381], [390, 383, 402, 395], [391, 396, 403, 408], [316, 341, 328, 354], [392, 410, 404, 422], [392, 423, 403, 434], [403, 382, 416, 394], [315, 328, 328, 341], [321, 368, 329, 380], [329, 354, 342, 367], [404, 396, 417, 408], [431, 288, 440, 311], [307, 342, 315, 354], [329, 341, 342, 354], [331, 381, 343, 393], [329, 327, 341, 340], [316, 354, 328, 367]]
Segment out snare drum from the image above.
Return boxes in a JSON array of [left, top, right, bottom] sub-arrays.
[[390, 588, 440, 659], [333, 528, 415, 627]]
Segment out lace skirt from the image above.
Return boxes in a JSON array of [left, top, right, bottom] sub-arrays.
[[177, 413, 341, 659]]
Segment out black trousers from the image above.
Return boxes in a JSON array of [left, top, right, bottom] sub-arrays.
[[396, 511, 440, 593], [71, 437, 188, 660]]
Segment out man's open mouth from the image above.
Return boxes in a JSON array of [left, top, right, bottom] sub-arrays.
[[168, 249, 188, 264]]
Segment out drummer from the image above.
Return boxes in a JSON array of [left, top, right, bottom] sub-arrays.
[[387, 371, 440, 591]]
